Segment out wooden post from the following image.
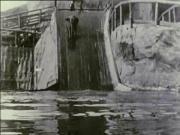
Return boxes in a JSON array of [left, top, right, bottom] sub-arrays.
[[39, 9, 42, 24], [162, 16, 164, 21], [168, 11, 171, 22], [120, 5, 122, 25], [129, 3, 132, 21], [113, 11, 115, 30], [15, 32, 17, 46], [114, 8, 116, 28], [155, 3, 159, 25], [31, 34, 34, 90], [2, 18, 4, 28], [18, 15, 21, 28], [129, 3, 133, 28], [173, 8, 176, 23]]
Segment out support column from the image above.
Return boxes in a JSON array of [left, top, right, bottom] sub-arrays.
[[155, 2, 159, 25], [129, 3, 133, 28], [114, 8, 116, 29], [120, 5, 122, 25], [18, 15, 21, 28], [168, 11, 171, 22], [39, 9, 42, 24], [173, 8, 176, 22]]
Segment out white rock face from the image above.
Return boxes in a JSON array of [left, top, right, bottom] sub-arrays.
[[34, 12, 59, 90], [111, 24, 180, 89]]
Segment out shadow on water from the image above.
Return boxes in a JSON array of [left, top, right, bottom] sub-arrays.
[[1, 90, 180, 135]]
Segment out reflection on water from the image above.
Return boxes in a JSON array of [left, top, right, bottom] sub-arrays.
[[1, 90, 180, 135]]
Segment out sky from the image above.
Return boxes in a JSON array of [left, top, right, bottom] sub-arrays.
[[1, 1, 28, 11]]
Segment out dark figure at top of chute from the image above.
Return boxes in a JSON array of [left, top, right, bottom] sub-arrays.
[[65, 15, 79, 49]]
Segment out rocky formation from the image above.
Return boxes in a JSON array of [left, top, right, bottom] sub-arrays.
[[111, 25, 180, 89]]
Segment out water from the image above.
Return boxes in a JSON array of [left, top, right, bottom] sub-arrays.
[[1, 90, 180, 135]]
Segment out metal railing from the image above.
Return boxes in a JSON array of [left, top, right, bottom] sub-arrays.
[[1, 6, 54, 30], [108, 0, 180, 33], [159, 5, 180, 26]]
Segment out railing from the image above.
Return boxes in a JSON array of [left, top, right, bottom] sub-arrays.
[[108, 0, 180, 33], [159, 5, 180, 26], [1, 6, 54, 31], [114, 0, 180, 7], [1, 5, 105, 31]]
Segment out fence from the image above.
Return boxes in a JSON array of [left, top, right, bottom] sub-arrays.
[[159, 5, 180, 26], [1, 6, 54, 31]]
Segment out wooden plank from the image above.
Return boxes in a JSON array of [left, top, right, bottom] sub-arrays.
[[25, 21, 39, 26], [3, 19, 18, 23], [1, 6, 54, 18], [26, 18, 40, 23], [3, 16, 18, 21], [21, 13, 41, 18], [18, 15, 21, 28], [4, 25, 19, 29], [1, 28, 40, 34], [129, 3, 132, 27], [3, 23, 18, 27], [114, 8, 116, 29], [39, 9, 42, 23]]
